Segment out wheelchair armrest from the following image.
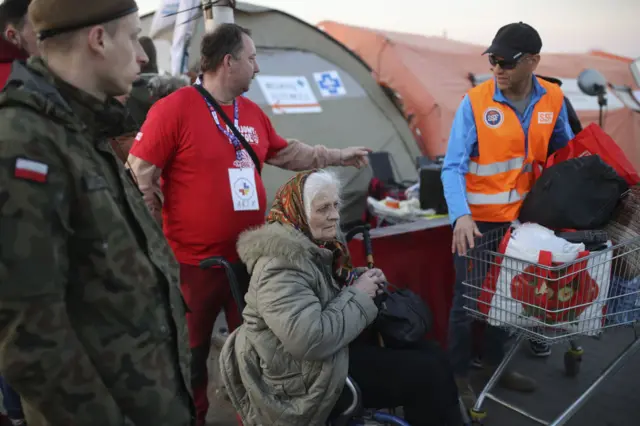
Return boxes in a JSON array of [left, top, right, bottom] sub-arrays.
[[199, 256, 232, 270], [340, 376, 363, 418], [199, 256, 247, 315]]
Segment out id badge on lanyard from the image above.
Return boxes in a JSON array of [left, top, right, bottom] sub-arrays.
[[200, 87, 260, 211]]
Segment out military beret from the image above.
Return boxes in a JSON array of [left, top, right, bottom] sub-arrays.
[[28, 0, 138, 41]]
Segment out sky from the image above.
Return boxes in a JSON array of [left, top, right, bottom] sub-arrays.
[[137, 0, 639, 58]]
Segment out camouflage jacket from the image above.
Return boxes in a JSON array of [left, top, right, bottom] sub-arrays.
[[0, 58, 194, 426]]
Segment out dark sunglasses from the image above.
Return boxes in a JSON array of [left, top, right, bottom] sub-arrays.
[[489, 55, 523, 70]]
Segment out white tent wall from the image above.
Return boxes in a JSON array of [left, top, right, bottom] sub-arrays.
[[140, 3, 420, 223]]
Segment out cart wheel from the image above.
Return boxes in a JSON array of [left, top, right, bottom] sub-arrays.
[[564, 348, 583, 377], [469, 409, 486, 425]]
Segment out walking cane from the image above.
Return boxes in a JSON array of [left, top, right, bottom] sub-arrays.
[[345, 225, 385, 348]]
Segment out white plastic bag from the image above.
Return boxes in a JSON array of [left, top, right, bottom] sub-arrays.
[[507, 223, 585, 264]]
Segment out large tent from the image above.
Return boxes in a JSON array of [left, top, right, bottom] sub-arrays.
[[319, 21, 640, 171], [139, 4, 420, 224]]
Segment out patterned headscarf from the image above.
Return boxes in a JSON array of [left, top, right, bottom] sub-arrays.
[[267, 170, 354, 285]]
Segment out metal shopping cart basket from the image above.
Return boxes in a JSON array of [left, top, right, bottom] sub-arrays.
[[462, 225, 640, 426]]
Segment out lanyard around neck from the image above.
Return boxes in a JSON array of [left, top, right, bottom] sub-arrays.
[[196, 84, 243, 159]]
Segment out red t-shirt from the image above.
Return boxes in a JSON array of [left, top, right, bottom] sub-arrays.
[[129, 86, 288, 265]]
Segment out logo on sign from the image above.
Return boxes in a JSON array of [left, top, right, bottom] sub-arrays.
[[483, 108, 503, 128], [318, 73, 341, 95], [234, 178, 253, 199], [314, 70, 346, 97], [538, 112, 554, 124]]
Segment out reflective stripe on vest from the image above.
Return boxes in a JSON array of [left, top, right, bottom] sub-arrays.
[[468, 157, 522, 176], [465, 77, 564, 222], [467, 189, 528, 205], [468, 157, 537, 177]]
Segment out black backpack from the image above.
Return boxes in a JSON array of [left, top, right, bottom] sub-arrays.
[[519, 155, 628, 229]]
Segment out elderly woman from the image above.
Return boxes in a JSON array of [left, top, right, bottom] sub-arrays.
[[220, 170, 462, 426]]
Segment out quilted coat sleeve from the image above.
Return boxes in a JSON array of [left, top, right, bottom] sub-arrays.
[[255, 258, 378, 361]]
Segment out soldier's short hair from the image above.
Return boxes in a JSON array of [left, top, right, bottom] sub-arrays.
[[200, 23, 251, 73], [0, 0, 31, 31]]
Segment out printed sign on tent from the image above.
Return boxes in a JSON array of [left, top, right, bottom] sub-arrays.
[[256, 76, 322, 115], [313, 70, 347, 97]]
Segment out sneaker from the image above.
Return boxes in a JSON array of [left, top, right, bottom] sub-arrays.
[[454, 376, 477, 410], [529, 340, 552, 357], [470, 356, 484, 369]]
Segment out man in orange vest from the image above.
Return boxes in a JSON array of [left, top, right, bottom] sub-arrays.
[[441, 22, 575, 408]]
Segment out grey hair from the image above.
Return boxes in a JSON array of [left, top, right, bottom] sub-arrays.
[[147, 74, 190, 101], [303, 170, 341, 221]]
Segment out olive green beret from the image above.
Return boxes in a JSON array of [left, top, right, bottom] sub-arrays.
[[28, 0, 138, 40]]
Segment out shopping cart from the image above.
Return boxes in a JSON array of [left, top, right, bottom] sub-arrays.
[[461, 225, 640, 426]]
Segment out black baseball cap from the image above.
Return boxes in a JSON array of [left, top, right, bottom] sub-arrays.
[[483, 22, 542, 61]]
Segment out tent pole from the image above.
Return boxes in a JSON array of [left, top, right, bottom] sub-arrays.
[[201, 0, 235, 33]]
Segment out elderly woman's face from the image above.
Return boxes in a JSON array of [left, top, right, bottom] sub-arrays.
[[308, 186, 340, 241]]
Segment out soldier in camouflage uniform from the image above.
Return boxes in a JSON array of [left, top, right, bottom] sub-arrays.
[[0, 0, 194, 425]]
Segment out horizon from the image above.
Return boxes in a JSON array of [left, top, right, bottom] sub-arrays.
[[137, 0, 639, 59]]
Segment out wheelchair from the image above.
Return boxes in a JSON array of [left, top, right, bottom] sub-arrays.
[[199, 225, 411, 426]]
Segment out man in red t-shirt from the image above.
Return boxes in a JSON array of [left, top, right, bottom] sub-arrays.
[[0, 0, 37, 87], [128, 23, 370, 425]]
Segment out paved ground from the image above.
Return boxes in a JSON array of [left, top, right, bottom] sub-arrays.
[[205, 323, 640, 426]]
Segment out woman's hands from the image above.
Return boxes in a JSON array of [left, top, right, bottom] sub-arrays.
[[352, 268, 386, 298]]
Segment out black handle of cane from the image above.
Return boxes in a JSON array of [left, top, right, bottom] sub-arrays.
[[361, 225, 374, 269]]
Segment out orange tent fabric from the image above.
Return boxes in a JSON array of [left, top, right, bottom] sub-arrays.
[[319, 21, 640, 171], [589, 50, 633, 63]]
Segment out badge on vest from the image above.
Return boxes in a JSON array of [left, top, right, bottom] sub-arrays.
[[483, 107, 504, 128], [538, 112, 554, 124]]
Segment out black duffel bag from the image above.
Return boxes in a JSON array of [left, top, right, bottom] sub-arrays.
[[519, 155, 628, 229], [373, 285, 432, 348]]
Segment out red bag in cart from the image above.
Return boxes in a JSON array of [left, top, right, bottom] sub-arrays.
[[477, 223, 612, 335], [546, 123, 640, 185]]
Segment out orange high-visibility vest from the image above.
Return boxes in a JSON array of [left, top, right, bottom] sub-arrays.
[[466, 77, 564, 222]]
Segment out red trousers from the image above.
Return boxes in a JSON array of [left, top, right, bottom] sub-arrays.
[[179, 264, 242, 426]]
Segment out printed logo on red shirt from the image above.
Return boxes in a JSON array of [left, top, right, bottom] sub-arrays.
[[239, 125, 259, 144]]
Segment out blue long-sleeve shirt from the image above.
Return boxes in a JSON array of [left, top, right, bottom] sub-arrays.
[[441, 77, 575, 225]]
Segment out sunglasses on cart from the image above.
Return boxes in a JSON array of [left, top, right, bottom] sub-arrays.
[[489, 54, 525, 70]]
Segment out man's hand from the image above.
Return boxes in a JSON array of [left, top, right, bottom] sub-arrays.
[[340, 147, 371, 168], [452, 214, 482, 255]]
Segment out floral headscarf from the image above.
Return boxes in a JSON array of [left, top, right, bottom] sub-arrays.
[[266, 170, 354, 285]]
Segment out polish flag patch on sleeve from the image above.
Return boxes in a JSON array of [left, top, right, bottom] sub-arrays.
[[14, 158, 49, 183]]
